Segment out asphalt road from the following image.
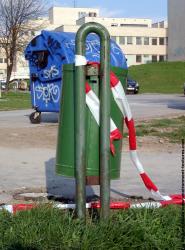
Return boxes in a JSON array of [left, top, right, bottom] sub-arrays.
[[129, 93, 185, 120], [0, 94, 184, 203], [0, 94, 184, 127]]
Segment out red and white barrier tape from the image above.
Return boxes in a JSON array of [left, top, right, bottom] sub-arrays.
[[85, 82, 122, 155], [1, 195, 184, 214], [109, 71, 172, 201], [78, 59, 180, 202]]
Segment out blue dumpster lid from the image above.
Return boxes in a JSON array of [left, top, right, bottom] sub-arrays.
[[25, 30, 127, 69]]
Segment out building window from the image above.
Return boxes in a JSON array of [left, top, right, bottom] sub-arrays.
[[120, 24, 148, 27], [166, 37, 168, 46], [119, 36, 125, 45], [111, 23, 118, 27], [127, 36, 133, 45], [111, 36, 117, 42], [152, 55, 158, 62], [152, 38, 157, 45], [159, 55, 165, 62], [159, 38, 165, 45], [0, 58, 3, 63], [89, 12, 97, 17], [78, 12, 86, 18], [144, 37, 149, 45], [4, 58, 7, 63], [136, 55, 142, 63], [136, 37, 142, 45]]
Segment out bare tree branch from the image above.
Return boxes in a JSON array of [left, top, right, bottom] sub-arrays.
[[0, 0, 48, 89]]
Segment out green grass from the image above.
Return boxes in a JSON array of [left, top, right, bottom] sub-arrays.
[[129, 62, 185, 93], [135, 116, 185, 142], [0, 205, 182, 249], [0, 91, 31, 111]]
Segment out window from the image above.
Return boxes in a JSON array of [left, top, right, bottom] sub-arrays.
[[166, 37, 168, 46], [152, 38, 157, 45], [152, 55, 158, 62], [111, 23, 118, 27], [78, 12, 86, 18], [119, 36, 125, 45], [159, 38, 164, 45], [0, 58, 3, 63], [111, 36, 117, 42], [136, 37, 142, 45], [144, 37, 149, 45], [159, 55, 165, 62], [89, 12, 97, 17], [120, 24, 148, 27], [136, 55, 142, 63], [127, 36, 133, 45], [4, 58, 7, 63]]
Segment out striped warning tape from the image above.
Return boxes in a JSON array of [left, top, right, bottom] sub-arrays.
[[83, 61, 181, 202], [0, 195, 184, 214]]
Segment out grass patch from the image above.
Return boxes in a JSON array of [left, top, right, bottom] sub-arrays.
[[0, 205, 182, 249], [0, 91, 31, 111], [129, 61, 185, 94], [135, 116, 185, 142]]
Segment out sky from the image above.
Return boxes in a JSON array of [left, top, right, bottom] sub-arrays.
[[50, 0, 167, 22]]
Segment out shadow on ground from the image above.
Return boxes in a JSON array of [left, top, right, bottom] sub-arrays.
[[25, 112, 59, 124], [45, 158, 98, 201], [168, 97, 185, 110]]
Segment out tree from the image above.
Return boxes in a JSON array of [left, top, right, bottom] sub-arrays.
[[0, 0, 47, 89]]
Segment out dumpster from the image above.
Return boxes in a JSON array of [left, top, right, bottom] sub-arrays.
[[25, 30, 127, 123]]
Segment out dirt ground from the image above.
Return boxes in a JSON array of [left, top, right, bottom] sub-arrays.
[[0, 125, 58, 149], [0, 122, 179, 153]]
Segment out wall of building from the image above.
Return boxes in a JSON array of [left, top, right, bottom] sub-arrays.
[[76, 16, 152, 27], [49, 7, 99, 26], [168, 0, 185, 61]]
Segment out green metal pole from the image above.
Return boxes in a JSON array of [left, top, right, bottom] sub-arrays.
[[75, 22, 111, 219]]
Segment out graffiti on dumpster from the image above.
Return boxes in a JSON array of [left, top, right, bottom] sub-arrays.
[[64, 38, 124, 65], [34, 83, 60, 106], [47, 36, 61, 54], [43, 65, 59, 79]]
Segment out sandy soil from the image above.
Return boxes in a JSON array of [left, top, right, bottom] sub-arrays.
[[0, 125, 58, 149]]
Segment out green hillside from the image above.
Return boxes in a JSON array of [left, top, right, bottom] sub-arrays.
[[128, 62, 185, 94]]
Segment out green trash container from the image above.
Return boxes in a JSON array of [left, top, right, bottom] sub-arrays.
[[56, 63, 127, 183]]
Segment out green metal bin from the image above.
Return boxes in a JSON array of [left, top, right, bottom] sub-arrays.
[[56, 63, 127, 182]]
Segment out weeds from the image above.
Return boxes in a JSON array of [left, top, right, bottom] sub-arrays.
[[0, 205, 182, 249], [134, 116, 185, 143]]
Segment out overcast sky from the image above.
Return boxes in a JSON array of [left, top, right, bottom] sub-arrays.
[[50, 0, 167, 22]]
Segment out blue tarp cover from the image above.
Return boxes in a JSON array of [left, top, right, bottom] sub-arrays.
[[25, 30, 127, 112]]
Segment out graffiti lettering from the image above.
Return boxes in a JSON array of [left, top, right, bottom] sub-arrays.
[[64, 38, 124, 65], [47, 36, 61, 53], [35, 83, 60, 106], [43, 65, 59, 79]]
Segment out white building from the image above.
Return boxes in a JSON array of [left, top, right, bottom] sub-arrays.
[[168, 0, 185, 61], [53, 7, 168, 66], [0, 6, 168, 80]]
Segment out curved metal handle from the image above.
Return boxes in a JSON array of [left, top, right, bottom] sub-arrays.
[[75, 22, 111, 220]]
